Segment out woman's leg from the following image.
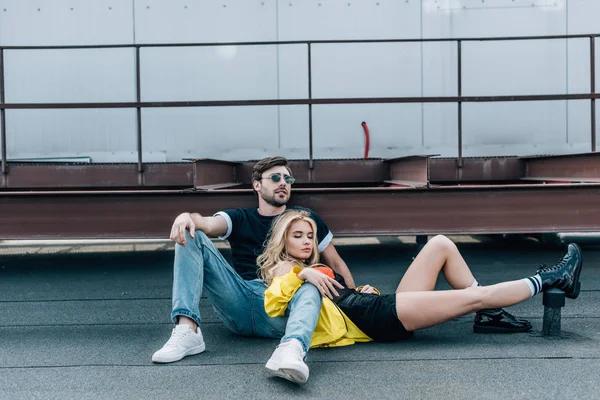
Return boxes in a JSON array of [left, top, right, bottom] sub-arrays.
[[396, 280, 532, 331], [396, 235, 476, 293]]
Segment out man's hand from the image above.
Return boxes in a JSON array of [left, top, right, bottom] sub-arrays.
[[297, 268, 344, 299], [170, 212, 196, 246]]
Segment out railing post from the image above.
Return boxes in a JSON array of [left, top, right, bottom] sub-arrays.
[[307, 42, 314, 176], [591, 36, 596, 152], [135, 45, 144, 184], [457, 40, 463, 168], [0, 48, 7, 182]]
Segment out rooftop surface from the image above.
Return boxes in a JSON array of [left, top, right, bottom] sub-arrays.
[[1, 235, 599, 400]]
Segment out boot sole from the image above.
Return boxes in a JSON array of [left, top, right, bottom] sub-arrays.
[[565, 243, 583, 300], [265, 359, 309, 384], [473, 324, 532, 334], [151, 343, 206, 363]]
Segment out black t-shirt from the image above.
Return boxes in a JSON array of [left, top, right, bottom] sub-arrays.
[[214, 206, 333, 280]]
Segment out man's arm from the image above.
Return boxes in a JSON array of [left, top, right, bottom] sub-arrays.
[[189, 213, 227, 237], [170, 212, 228, 246], [319, 243, 356, 289]]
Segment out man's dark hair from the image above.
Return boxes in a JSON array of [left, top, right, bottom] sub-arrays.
[[251, 156, 292, 183]]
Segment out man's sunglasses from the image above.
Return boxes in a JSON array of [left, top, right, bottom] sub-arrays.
[[261, 173, 296, 185]]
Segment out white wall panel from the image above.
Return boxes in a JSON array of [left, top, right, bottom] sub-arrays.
[[4, 49, 136, 103], [462, 101, 568, 156], [278, 106, 310, 159], [566, 37, 592, 149], [311, 104, 422, 159], [597, 100, 600, 150], [462, 40, 566, 96], [422, 42, 458, 97], [0, 112, 3, 162], [423, 103, 458, 157], [277, 0, 421, 41], [422, 0, 566, 38], [0, 0, 133, 46], [140, 46, 278, 101], [422, 43, 458, 156], [134, 0, 276, 44], [141, 107, 280, 162], [5, 109, 138, 162], [278, 44, 308, 99], [311, 43, 422, 98], [567, 101, 592, 149], [1, 0, 596, 162], [567, 0, 600, 35], [567, 38, 590, 94]]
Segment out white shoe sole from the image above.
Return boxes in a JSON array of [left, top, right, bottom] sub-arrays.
[[152, 343, 206, 363], [265, 359, 309, 384]]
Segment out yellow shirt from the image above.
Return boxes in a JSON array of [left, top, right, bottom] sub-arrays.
[[264, 266, 372, 348]]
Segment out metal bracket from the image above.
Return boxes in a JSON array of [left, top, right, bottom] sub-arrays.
[[185, 158, 241, 191]]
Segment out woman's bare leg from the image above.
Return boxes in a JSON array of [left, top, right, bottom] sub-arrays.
[[396, 280, 531, 331], [396, 235, 476, 293]]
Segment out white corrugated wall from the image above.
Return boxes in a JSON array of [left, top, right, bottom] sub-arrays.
[[0, 0, 598, 162]]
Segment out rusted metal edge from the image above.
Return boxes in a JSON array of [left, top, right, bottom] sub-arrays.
[[195, 182, 243, 191], [383, 180, 427, 188], [2, 184, 600, 239], [521, 152, 600, 183], [190, 159, 240, 189], [385, 155, 431, 187], [429, 157, 524, 183], [0, 163, 194, 188], [0, 154, 597, 189], [235, 159, 390, 185]]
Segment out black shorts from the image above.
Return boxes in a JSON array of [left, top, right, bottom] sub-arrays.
[[335, 291, 413, 342]]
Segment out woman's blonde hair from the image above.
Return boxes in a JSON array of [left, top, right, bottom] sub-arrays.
[[257, 210, 319, 283]]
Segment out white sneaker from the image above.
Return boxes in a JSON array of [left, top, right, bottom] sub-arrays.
[[265, 339, 309, 384], [152, 324, 206, 363]]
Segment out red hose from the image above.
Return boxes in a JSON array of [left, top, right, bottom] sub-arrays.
[[361, 121, 370, 159]]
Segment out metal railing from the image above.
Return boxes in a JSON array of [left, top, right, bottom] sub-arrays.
[[0, 34, 598, 176]]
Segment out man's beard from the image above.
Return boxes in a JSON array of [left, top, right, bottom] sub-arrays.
[[260, 189, 289, 207]]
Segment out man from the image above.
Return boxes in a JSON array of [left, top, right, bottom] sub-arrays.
[[152, 156, 354, 384], [152, 156, 530, 383]]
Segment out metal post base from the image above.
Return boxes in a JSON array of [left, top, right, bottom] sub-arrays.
[[542, 288, 566, 336]]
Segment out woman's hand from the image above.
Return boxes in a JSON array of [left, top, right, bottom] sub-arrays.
[[297, 268, 344, 299], [358, 284, 378, 294], [170, 212, 196, 246]]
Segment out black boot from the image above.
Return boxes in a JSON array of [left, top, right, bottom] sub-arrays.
[[538, 243, 583, 299], [473, 308, 532, 334]]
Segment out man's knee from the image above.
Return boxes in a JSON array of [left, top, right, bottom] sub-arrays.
[[177, 230, 212, 251], [185, 229, 211, 244]]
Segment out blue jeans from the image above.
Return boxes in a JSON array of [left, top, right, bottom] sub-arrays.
[[171, 231, 321, 354]]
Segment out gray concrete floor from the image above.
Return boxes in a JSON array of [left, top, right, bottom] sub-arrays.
[[0, 236, 599, 400]]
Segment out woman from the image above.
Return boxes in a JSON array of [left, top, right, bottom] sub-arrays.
[[260, 210, 583, 347]]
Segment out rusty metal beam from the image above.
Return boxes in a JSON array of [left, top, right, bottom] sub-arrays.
[[385, 155, 431, 187], [0, 163, 193, 189], [1, 184, 600, 240], [429, 157, 524, 183], [189, 159, 240, 190], [235, 159, 390, 185], [521, 152, 600, 183], [0, 154, 598, 190]]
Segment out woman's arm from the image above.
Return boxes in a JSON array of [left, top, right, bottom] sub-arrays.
[[264, 267, 305, 317], [319, 243, 356, 289]]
